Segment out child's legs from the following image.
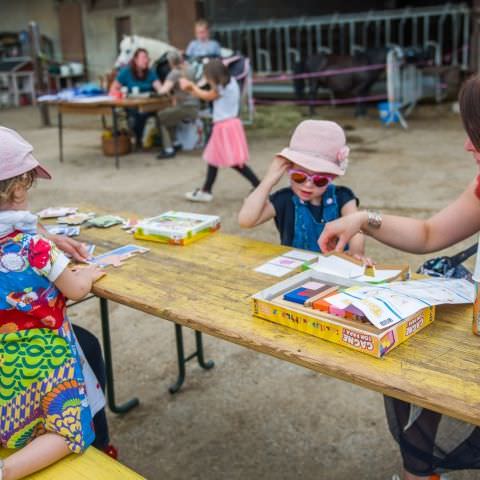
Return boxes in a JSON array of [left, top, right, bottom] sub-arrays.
[[385, 396, 441, 478], [232, 165, 260, 188], [202, 165, 218, 193], [73, 324, 109, 450], [3, 433, 70, 480]]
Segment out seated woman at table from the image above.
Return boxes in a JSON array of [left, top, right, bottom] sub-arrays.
[[319, 75, 480, 480], [0, 126, 111, 479], [109, 48, 162, 149]]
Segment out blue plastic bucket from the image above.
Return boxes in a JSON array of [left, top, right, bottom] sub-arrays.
[[378, 101, 401, 124]]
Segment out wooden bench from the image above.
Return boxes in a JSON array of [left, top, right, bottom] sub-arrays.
[[0, 447, 145, 479]]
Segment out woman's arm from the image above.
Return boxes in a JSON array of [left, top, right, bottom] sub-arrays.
[[239, 156, 291, 228], [340, 198, 365, 257], [320, 180, 480, 254], [153, 79, 164, 93], [179, 78, 219, 101], [108, 79, 122, 96]]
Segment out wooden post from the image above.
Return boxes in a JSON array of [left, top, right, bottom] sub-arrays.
[[471, 0, 480, 73], [28, 21, 45, 94], [167, 0, 198, 50]]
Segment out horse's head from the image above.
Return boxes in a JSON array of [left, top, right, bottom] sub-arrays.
[[114, 35, 137, 68]]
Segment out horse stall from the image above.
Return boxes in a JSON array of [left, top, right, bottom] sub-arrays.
[[210, 2, 471, 117]]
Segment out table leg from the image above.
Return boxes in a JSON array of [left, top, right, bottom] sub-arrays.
[[58, 110, 63, 163], [169, 324, 215, 394], [99, 298, 140, 413], [39, 103, 51, 127], [112, 107, 120, 169]]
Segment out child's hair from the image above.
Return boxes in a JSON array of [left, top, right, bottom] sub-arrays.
[[204, 59, 230, 87], [459, 75, 480, 150], [166, 50, 183, 68], [195, 19, 209, 29], [130, 48, 150, 80], [0, 170, 36, 207]]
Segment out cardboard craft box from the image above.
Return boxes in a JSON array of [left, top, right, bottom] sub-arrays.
[[252, 270, 435, 358], [134, 211, 220, 245]]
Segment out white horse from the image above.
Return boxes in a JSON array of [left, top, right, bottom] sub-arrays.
[[115, 34, 234, 68], [115, 35, 178, 68]]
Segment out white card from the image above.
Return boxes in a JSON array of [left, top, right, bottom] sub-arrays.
[[268, 256, 304, 269], [283, 250, 319, 262], [254, 263, 293, 277], [302, 281, 326, 290]]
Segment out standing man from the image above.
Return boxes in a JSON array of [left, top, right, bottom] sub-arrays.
[[185, 19, 221, 60]]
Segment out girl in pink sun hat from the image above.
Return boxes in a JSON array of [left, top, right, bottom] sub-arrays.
[[239, 119, 364, 255]]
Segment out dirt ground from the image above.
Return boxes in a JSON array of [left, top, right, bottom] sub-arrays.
[[1, 103, 479, 480]]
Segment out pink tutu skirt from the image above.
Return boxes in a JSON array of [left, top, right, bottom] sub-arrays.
[[203, 117, 249, 167]]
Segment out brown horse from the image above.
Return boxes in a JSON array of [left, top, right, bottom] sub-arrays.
[[293, 48, 388, 116]]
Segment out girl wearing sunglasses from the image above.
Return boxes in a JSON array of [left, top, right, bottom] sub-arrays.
[[239, 120, 364, 256]]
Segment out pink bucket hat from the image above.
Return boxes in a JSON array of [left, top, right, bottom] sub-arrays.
[[0, 126, 51, 181], [278, 120, 350, 176]]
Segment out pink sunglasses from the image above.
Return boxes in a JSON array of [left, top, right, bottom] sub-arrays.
[[288, 169, 335, 188]]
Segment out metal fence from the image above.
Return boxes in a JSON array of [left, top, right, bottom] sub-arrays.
[[212, 3, 471, 74]]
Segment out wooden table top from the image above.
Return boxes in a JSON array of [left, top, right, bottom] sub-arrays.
[[73, 216, 480, 426], [44, 96, 172, 114]]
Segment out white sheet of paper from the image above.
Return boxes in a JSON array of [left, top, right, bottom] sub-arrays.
[[312, 255, 365, 278], [328, 278, 474, 329], [254, 263, 293, 277], [283, 250, 319, 262]]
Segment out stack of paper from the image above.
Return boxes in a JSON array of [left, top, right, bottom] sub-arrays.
[[255, 250, 318, 277], [325, 278, 474, 329]]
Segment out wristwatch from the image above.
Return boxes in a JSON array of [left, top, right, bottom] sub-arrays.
[[367, 210, 382, 229]]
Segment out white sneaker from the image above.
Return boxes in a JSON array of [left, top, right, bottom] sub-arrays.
[[185, 189, 213, 203]]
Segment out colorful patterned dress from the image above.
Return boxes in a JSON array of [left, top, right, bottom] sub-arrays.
[[0, 228, 95, 453]]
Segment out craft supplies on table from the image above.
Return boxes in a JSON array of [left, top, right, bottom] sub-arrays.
[[37, 207, 78, 219], [310, 252, 409, 283], [57, 212, 95, 225], [134, 211, 220, 245], [90, 245, 149, 268], [254, 250, 319, 277], [44, 225, 80, 237], [252, 271, 474, 358], [87, 215, 124, 228], [473, 241, 480, 335]]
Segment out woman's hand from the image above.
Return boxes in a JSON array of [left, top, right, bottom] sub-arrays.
[[264, 156, 292, 186], [318, 211, 367, 253], [179, 78, 194, 91], [351, 252, 375, 267]]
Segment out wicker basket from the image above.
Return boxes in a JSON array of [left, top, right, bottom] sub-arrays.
[[102, 131, 132, 156]]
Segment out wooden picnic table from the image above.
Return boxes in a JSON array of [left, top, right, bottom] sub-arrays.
[[72, 211, 480, 427], [0, 446, 145, 479], [39, 96, 172, 168]]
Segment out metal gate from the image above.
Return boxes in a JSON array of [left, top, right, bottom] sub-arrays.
[[212, 3, 471, 74]]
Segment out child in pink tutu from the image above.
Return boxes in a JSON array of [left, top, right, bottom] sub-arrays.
[[180, 59, 260, 202]]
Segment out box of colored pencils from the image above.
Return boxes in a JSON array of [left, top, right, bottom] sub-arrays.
[[251, 271, 435, 358], [134, 211, 220, 245]]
